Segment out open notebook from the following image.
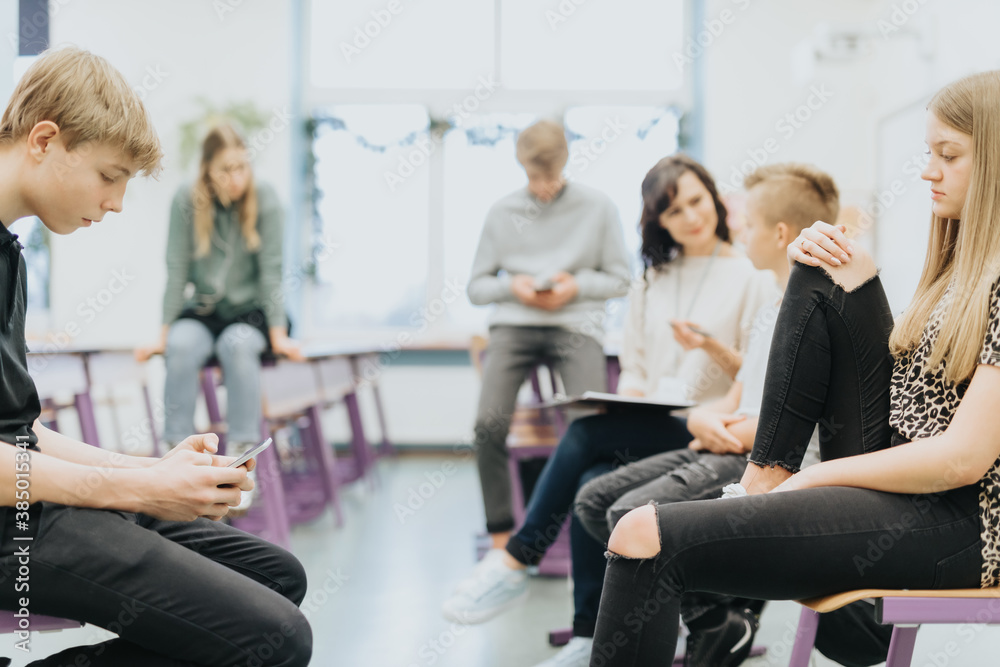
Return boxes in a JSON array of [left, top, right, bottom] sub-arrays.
[[543, 391, 696, 411]]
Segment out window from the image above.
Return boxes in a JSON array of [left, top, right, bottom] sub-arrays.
[[303, 0, 690, 340], [304, 105, 430, 331]]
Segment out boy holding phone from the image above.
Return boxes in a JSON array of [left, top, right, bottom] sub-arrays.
[[0, 48, 310, 666], [466, 120, 631, 551]]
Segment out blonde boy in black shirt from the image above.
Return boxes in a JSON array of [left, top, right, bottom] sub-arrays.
[[0, 47, 311, 666]]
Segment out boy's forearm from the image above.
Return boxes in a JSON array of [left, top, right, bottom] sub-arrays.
[[0, 444, 143, 511], [33, 421, 155, 469]]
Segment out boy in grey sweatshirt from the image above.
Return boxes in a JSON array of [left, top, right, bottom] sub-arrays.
[[468, 120, 631, 545]]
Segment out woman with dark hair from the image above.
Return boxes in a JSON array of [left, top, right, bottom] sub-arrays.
[[441, 154, 774, 667], [136, 123, 303, 510]]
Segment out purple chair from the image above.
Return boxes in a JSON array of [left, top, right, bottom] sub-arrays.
[[789, 587, 1000, 666], [199, 361, 293, 549], [0, 612, 82, 633]]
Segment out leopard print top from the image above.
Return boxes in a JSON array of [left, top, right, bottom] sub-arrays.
[[889, 281, 1000, 588]]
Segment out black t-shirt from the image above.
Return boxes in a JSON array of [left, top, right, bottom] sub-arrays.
[[0, 223, 40, 451]]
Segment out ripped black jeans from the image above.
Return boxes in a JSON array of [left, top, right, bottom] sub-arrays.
[[589, 264, 984, 666]]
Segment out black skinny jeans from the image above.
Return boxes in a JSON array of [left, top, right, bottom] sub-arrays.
[[589, 264, 984, 666], [0, 503, 312, 666]]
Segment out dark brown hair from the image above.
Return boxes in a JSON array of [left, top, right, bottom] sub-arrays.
[[639, 154, 729, 269]]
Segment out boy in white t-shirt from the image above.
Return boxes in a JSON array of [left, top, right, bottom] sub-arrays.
[[572, 163, 838, 667]]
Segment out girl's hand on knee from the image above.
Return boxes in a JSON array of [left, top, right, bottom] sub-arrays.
[[788, 222, 854, 268]]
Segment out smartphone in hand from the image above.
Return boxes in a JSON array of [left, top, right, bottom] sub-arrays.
[[670, 322, 712, 339], [228, 438, 273, 468]]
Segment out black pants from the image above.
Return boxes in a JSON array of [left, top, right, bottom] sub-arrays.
[[0, 503, 311, 666], [589, 264, 983, 666], [504, 411, 692, 637]]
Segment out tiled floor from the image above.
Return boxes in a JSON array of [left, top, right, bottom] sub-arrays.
[[13, 454, 1000, 666]]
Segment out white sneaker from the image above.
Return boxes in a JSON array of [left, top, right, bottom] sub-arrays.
[[452, 549, 508, 595], [533, 637, 594, 667], [720, 483, 748, 500], [442, 549, 528, 624]]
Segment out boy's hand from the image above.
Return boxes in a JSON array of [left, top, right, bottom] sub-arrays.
[[134, 449, 251, 521], [533, 272, 578, 311], [687, 410, 746, 454], [512, 274, 545, 306], [164, 433, 257, 475], [670, 320, 707, 350]]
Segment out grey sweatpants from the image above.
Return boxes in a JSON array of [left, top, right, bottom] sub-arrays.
[[474, 325, 606, 533]]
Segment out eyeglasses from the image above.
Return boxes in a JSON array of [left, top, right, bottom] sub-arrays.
[[211, 161, 250, 177]]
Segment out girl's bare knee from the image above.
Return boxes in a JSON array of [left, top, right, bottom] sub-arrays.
[[825, 246, 877, 292], [607, 504, 660, 559]]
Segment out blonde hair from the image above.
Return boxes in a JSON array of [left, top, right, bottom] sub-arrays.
[[889, 71, 1000, 383], [516, 120, 568, 174], [744, 163, 840, 233], [191, 124, 260, 258], [0, 46, 162, 176]]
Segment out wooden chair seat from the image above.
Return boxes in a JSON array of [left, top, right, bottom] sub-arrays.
[[800, 587, 1000, 614], [791, 587, 1000, 666]]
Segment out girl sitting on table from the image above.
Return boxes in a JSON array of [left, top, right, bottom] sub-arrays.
[[136, 123, 302, 509], [588, 70, 1000, 667], [442, 154, 776, 667]]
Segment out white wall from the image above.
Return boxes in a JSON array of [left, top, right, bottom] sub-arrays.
[[21, 1, 1000, 446], [700, 0, 1000, 312], [43, 0, 296, 349]]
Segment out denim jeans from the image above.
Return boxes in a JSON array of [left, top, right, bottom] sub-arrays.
[[0, 504, 311, 666], [505, 411, 692, 637], [589, 265, 984, 666], [163, 318, 267, 444], [574, 448, 749, 624], [475, 325, 607, 533]]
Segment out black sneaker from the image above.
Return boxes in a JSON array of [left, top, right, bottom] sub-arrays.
[[683, 606, 759, 667]]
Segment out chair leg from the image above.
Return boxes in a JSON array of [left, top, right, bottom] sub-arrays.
[[788, 607, 820, 667], [885, 625, 920, 667]]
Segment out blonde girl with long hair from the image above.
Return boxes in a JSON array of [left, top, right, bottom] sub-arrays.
[[587, 71, 1000, 667], [137, 124, 302, 507]]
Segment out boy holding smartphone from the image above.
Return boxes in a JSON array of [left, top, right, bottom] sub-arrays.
[[0, 48, 310, 666]]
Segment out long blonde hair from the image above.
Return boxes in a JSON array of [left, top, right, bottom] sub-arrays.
[[191, 124, 260, 257], [889, 71, 1000, 383]]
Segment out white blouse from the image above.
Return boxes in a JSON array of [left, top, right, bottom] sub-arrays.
[[617, 254, 779, 403]]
